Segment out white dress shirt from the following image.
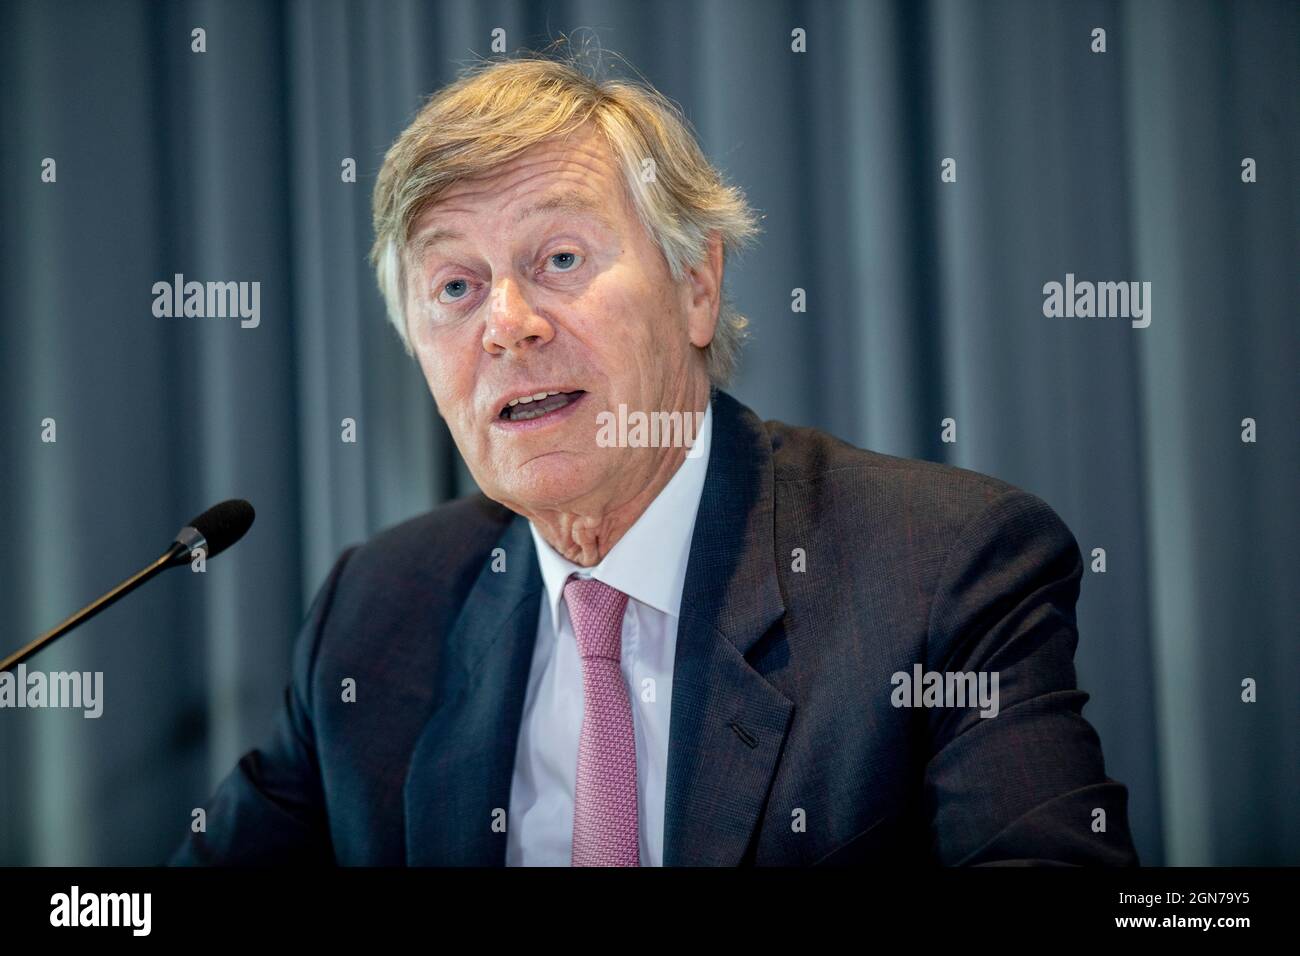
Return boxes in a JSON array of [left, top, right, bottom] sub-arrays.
[[505, 403, 713, 866]]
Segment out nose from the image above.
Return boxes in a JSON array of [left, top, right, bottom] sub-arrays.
[[482, 277, 554, 355]]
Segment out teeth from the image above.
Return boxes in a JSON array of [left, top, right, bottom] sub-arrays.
[[503, 391, 575, 421], [507, 390, 562, 407]]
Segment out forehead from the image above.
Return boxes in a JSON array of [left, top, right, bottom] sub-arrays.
[[407, 128, 630, 245]]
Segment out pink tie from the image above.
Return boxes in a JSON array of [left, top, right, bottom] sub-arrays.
[[564, 575, 640, 866]]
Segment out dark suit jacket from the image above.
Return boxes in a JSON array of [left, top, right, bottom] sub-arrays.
[[170, 389, 1138, 866]]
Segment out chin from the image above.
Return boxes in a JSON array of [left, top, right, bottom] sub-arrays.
[[493, 454, 599, 511]]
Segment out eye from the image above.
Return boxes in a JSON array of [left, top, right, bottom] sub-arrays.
[[437, 278, 471, 303], [545, 251, 583, 273]]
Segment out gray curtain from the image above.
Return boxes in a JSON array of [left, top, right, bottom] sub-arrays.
[[1, 0, 1295, 866]]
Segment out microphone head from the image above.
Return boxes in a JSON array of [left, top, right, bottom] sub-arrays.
[[179, 499, 255, 560]]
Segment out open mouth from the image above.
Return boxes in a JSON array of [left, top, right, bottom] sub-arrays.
[[498, 389, 586, 423]]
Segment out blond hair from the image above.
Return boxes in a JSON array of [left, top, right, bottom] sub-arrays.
[[369, 48, 761, 386]]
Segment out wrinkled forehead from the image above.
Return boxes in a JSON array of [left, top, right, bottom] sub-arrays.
[[407, 126, 633, 245]]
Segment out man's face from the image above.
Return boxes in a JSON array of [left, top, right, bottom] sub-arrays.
[[403, 127, 718, 517]]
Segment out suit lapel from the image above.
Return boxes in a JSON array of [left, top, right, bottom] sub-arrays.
[[663, 389, 794, 865], [404, 512, 541, 865]]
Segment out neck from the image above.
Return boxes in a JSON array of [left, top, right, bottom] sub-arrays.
[[524, 388, 710, 567]]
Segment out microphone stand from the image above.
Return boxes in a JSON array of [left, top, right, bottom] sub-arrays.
[[0, 540, 195, 673]]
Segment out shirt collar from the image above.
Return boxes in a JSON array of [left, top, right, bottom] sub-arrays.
[[529, 402, 713, 632]]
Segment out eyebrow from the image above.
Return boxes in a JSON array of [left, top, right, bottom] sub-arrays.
[[407, 189, 615, 261]]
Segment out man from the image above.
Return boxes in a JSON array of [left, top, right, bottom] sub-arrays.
[[171, 53, 1138, 866]]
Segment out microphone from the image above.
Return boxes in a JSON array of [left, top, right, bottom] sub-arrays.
[[0, 499, 255, 673]]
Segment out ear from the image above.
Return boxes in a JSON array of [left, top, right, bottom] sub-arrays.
[[685, 231, 724, 349]]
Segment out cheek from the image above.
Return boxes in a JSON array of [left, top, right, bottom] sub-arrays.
[[414, 343, 464, 418], [586, 269, 675, 355]]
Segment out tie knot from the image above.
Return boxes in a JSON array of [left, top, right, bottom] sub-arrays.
[[563, 575, 629, 660]]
